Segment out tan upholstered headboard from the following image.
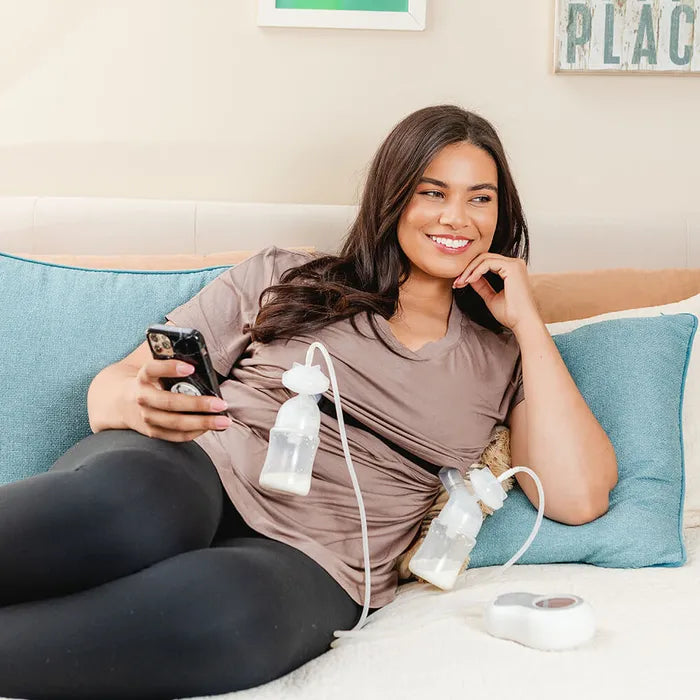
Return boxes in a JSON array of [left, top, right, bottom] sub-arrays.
[[3, 197, 700, 323], [16, 248, 315, 271], [2, 196, 700, 274]]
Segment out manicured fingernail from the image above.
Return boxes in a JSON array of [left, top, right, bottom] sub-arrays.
[[177, 363, 194, 375], [215, 416, 232, 428], [210, 398, 228, 411]]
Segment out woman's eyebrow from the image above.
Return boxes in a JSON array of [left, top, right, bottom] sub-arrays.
[[419, 177, 498, 193]]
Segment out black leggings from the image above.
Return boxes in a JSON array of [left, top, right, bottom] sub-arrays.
[[0, 429, 368, 700]]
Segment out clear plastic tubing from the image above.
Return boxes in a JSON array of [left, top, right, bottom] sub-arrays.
[[303, 341, 546, 644], [303, 342, 373, 634], [331, 466, 545, 648]]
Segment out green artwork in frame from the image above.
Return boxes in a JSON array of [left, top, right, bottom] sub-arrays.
[[258, 0, 426, 30], [275, 1, 408, 10]]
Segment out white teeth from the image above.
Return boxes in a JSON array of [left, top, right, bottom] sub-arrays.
[[429, 236, 470, 249]]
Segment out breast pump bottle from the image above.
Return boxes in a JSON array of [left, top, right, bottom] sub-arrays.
[[259, 361, 330, 496], [258, 346, 374, 635], [408, 465, 508, 590], [258, 343, 546, 642]]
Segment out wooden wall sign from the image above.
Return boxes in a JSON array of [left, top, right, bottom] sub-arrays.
[[555, 1, 699, 74]]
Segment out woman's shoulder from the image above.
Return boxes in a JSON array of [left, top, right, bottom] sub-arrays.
[[265, 245, 315, 264], [226, 245, 315, 286], [240, 245, 314, 270]]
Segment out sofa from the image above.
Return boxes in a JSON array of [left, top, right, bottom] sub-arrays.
[[2, 197, 700, 700]]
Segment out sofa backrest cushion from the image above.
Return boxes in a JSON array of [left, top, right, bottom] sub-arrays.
[[2, 251, 697, 575], [530, 267, 700, 323], [471, 313, 697, 570], [0, 252, 234, 484]]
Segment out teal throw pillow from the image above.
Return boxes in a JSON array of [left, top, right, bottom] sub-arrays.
[[470, 314, 697, 569], [0, 252, 232, 485]]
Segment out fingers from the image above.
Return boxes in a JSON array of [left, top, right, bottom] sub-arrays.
[[138, 358, 195, 383], [454, 253, 490, 289], [137, 384, 228, 415], [128, 358, 232, 443], [453, 264, 483, 289], [138, 402, 232, 434], [454, 253, 519, 289], [134, 357, 232, 436]]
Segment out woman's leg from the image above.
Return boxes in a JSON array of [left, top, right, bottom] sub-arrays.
[[0, 429, 224, 605], [0, 537, 363, 700]]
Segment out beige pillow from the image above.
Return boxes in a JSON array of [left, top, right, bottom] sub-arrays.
[[547, 294, 700, 528]]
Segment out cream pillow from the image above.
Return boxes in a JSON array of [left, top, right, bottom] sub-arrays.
[[547, 294, 700, 528]]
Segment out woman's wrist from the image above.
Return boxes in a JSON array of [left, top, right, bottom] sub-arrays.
[[87, 364, 137, 433]]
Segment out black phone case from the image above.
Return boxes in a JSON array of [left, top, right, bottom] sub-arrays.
[[146, 324, 224, 415]]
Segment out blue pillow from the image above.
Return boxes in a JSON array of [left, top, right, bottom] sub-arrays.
[[0, 252, 232, 485], [470, 314, 697, 569]]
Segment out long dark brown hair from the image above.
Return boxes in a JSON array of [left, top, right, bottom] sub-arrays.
[[245, 105, 529, 352]]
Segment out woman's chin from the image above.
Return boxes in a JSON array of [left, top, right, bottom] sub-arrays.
[[423, 265, 466, 282]]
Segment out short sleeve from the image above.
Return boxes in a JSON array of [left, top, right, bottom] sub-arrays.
[[164, 246, 311, 377]]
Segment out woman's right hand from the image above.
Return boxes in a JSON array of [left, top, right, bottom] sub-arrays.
[[124, 359, 232, 442]]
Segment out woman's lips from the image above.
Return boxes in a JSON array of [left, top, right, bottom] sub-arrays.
[[426, 234, 472, 255]]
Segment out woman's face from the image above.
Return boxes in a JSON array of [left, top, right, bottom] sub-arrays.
[[397, 141, 499, 284]]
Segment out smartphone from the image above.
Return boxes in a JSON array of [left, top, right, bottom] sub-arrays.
[[146, 324, 225, 415]]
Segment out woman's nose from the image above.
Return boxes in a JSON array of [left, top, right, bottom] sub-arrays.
[[438, 200, 470, 230]]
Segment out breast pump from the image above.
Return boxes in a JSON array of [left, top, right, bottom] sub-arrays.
[[258, 341, 552, 647]]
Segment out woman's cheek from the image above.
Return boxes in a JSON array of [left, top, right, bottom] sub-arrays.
[[404, 202, 430, 228], [476, 208, 498, 236]]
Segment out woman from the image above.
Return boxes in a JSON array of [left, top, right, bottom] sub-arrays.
[[0, 105, 617, 700]]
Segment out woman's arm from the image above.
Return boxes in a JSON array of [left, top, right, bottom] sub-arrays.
[[87, 362, 140, 433], [454, 254, 618, 526], [507, 317, 618, 526], [87, 321, 177, 433]]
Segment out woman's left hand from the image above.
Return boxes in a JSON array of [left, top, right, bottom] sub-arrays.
[[452, 253, 542, 334]]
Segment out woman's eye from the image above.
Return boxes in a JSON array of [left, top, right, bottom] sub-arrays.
[[419, 190, 444, 199], [472, 195, 492, 203]]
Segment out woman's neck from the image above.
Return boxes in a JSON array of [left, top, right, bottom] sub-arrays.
[[396, 272, 454, 320]]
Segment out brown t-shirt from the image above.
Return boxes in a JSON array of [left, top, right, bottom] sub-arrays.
[[164, 246, 524, 608]]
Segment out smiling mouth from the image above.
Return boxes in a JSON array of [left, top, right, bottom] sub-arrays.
[[426, 234, 473, 253]]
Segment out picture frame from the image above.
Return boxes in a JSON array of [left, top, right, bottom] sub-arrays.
[[257, 0, 427, 31]]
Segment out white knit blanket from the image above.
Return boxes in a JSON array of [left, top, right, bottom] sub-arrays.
[[192, 526, 700, 700], [4, 531, 695, 700]]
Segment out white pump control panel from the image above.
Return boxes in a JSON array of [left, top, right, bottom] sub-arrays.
[[484, 592, 596, 651]]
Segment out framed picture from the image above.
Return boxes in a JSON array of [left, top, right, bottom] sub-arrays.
[[554, 0, 700, 75], [257, 0, 427, 31]]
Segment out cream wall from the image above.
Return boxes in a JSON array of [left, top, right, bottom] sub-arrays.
[[0, 0, 698, 225]]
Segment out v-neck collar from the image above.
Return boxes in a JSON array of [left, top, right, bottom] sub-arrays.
[[372, 295, 464, 361]]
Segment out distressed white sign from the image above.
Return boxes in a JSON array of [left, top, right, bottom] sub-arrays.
[[555, 0, 700, 74]]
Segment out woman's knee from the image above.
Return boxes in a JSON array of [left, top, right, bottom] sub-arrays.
[[152, 542, 358, 689], [49, 429, 224, 553]]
